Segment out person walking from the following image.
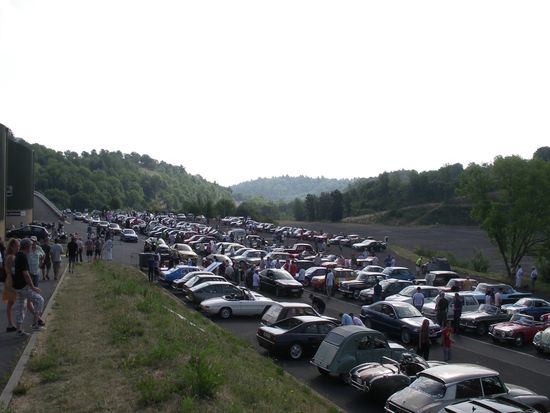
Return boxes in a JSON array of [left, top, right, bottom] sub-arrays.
[[50, 239, 63, 280], [515, 265, 524, 289], [530, 267, 538, 291], [494, 288, 503, 308], [417, 319, 431, 360], [441, 320, 454, 362], [252, 268, 260, 291], [2, 239, 19, 332], [412, 287, 425, 311], [67, 236, 78, 273], [76, 236, 84, 264], [452, 293, 463, 334], [27, 237, 45, 287], [325, 269, 335, 298], [85, 237, 94, 263], [435, 291, 448, 330], [40, 238, 52, 280], [13, 238, 45, 336]]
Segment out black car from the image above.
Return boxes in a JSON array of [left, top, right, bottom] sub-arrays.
[[459, 304, 512, 336], [339, 272, 385, 300], [6, 225, 49, 241], [256, 315, 338, 359], [359, 279, 413, 304], [259, 268, 304, 297]]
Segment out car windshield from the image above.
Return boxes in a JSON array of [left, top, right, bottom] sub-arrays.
[[479, 304, 498, 314], [398, 286, 417, 297], [511, 314, 534, 326], [513, 298, 530, 306], [323, 331, 345, 346], [395, 305, 423, 318], [273, 271, 294, 280], [123, 229, 134, 234], [274, 318, 303, 331], [409, 376, 446, 399]]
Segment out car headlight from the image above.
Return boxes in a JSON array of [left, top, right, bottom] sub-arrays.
[[533, 333, 541, 343], [505, 331, 514, 337]]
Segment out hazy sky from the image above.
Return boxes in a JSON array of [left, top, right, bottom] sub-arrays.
[[1, 1, 549, 186]]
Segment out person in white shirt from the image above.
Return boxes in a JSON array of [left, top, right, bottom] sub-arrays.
[[252, 268, 260, 291], [412, 287, 425, 311], [515, 265, 524, 289], [326, 270, 335, 297], [530, 267, 538, 291]]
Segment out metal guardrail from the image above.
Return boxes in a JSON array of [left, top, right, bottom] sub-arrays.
[[33, 190, 63, 218]]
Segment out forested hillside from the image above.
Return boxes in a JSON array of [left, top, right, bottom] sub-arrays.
[[231, 175, 354, 201], [31, 144, 234, 213]]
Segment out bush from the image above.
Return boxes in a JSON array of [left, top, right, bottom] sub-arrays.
[[184, 353, 223, 399], [471, 249, 489, 273]]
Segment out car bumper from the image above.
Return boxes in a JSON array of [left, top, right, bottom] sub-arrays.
[[256, 334, 277, 351], [489, 332, 516, 342]]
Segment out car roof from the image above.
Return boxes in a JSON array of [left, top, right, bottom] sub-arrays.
[[421, 364, 498, 384], [330, 325, 384, 338], [287, 315, 330, 323], [429, 271, 458, 275]]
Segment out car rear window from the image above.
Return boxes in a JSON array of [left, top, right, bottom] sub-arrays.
[[262, 304, 282, 324], [324, 331, 345, 346]]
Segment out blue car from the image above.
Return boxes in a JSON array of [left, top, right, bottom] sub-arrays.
[[502, 298, 550, 321], [160, 265, 202, 283], [381, 267, 415, 282], [360, 301, 441, 345], [471, 283, 531, 304]]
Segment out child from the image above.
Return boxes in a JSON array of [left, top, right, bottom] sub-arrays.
[[442, 320, 454, 362]]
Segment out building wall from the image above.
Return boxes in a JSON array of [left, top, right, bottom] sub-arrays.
[[5, 135, 34, 229]]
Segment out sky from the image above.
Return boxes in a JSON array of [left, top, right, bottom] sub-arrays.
[[1, 1, 549, 187]]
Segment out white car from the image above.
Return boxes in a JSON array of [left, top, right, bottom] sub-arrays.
[[200, 288, 274, 319], [386, 285, 442, 305]]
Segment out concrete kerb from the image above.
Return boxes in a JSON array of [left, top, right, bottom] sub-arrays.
[[140, 270, 344, 413], [0, 265, 69, 409]]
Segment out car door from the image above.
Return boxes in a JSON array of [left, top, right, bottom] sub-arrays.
[[381, 304, 400, 336]]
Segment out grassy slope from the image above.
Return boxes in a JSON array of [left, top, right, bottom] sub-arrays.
[[10, 263, 338, 413]]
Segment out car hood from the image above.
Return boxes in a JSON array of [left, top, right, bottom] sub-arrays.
[[461, 311, 492, 321], [388, 386, 444, 413], [506, 383, 536, 397], [351, 362, 399, 381], [361, 288, 374, 295], [493, 322, 527, 332], [401, 317, 431, 329], [386, 294, 411, 303], [276, 279, 302, 287]]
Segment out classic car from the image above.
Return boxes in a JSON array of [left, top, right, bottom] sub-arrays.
[[185, 281, 242, 305], [385, 364, 550, 413], [170, 243, 198, 262], [231, 249, 267, 267], [6, 225, 50, 241], [245, 235, 265, 248], [422, 293, 480, 321], [200, 287, 274, 319], [119, 228, 139, 242], [360, 301, 441, 344], [256, 316, 338, 359], [441, 396, 541, 413], [311, 326, 407, 378], [386, 285, 442, 305], [284, 243, 316, 257], [359, 279, 413, 304], [441, 278, 478, 292], [264, 251, 291, 265], [258, 268, 304, 297], [107, 222, 121, 234], [502, 298, 550, 321], [171, 271, 216, 291], [339, 272, 385, 300], [328, 235, 347, 245], [349, 353, 445, 398], [472, 283, 531, 305], [310, 268, 357, 291], [533, 320, 550, 354], [158, 265, 202, 284], [489, 313, 550, 347], [260, 302, 338, 326], [180, 274, 227, 294], [422, 271, 460, 287], [382, 267, 416, 282], [459, 304, 512, 336], [352, 239, 387, 252], [205, 253, 233, 267], [302, 266, 327, 287]]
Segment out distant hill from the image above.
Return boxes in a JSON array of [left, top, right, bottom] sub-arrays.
[[231, 175, 355, 201], [29, 143, 233, 213]]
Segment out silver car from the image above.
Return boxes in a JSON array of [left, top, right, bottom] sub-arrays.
[[385, 364, 549, 413]]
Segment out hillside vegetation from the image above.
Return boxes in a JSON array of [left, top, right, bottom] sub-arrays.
[[31, 144, 234, 213], [231, 175, 354, 201]]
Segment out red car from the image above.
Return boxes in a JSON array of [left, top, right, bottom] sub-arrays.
[[488, 313, 550, 347]]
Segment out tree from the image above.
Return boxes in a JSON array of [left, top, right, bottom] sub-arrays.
[[460, 156, 550, 277], [292, 198, 306, 221], [304, 194, 316, 221], [533, 146, 550, 162], [329, 190, 344, 222]]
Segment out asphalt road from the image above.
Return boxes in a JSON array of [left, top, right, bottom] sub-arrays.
[[65, 220, 550, 413]]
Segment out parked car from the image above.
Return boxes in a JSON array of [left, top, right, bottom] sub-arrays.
[[360, 301, 441, 344], [386, 285, 442, 305], [171, 243, 198, 262], [359, 279, 414, 304], [441, 278, 479, 292], [459, 304, 512, 336], [422, 271, 460, 287], [303, 266, 327, 287], [172, 271, 215, 291], [422, 293, 480, 321], [258, 268, 304, 297], [441, 396, 541, 413], [501, 298, 550, 321], [181, 274, 227, 294], [200, 287, 274, 319], [186, 281, 242, 305], [256, 316, 338, 359], [158, 265, 202, 284], [310, 268, 356, 292], [489, 313, 550, 347], [349, 352, 445, 399], [339, 272, 385, 300], [108, 223, 121, 234], [231, 249, 267, 267], [120, 228, 138, 242], [6, 225, 49, 241], [533, 323, 550, 354], [260, 302, 338, 326], [352, 239, 387, 252], [382, 267, 416, 282], [471, 283, 531, 305], [311, 325, 407, 378], [385, 364, 550, 413]]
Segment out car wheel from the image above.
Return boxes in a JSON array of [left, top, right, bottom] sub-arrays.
[[475, 323, 488, 336], [401, 328, 411, 344], [363, 318, 372, 328], [219, 307, 232, 319], [318, 367, 330, 376], [303, 278, 310, 287], [353, 290, 361, 300], [289, 343, 303, 360], [514, 334, 524, 347], [535, 347, 544, 354]]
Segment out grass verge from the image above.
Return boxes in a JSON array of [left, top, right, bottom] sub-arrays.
[[10, 262, 338, 413]]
